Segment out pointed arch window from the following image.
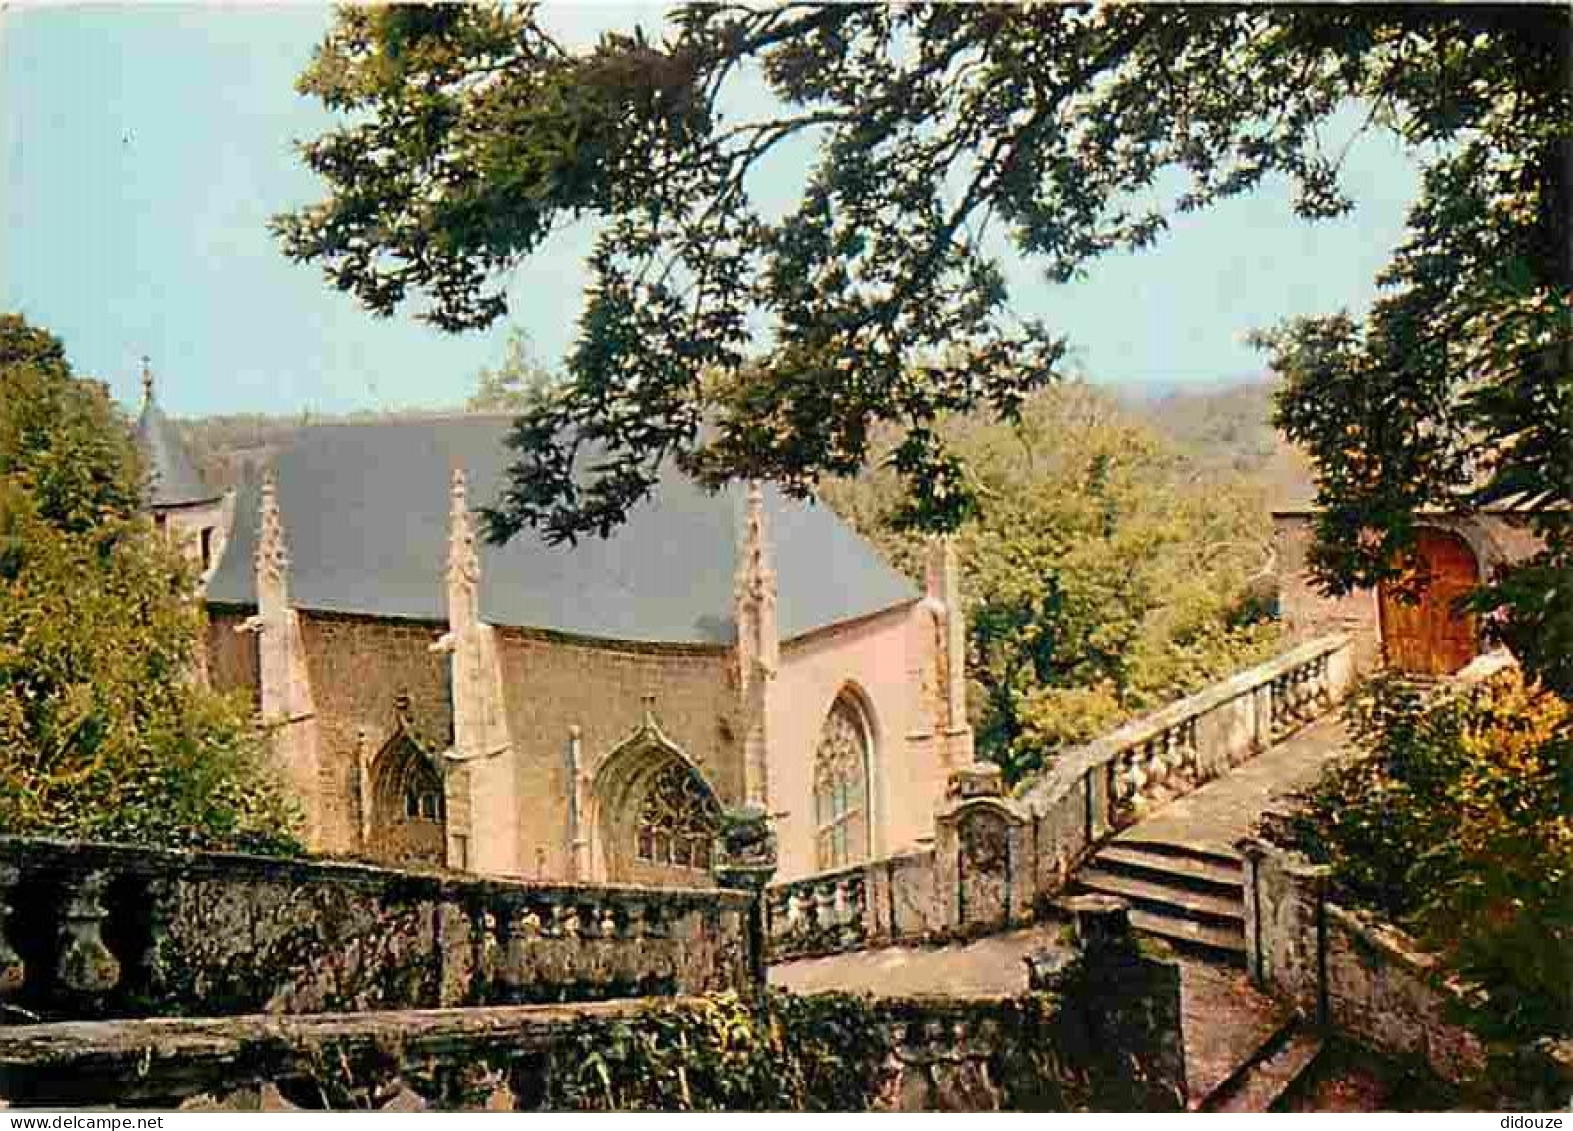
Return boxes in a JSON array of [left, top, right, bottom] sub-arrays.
[[815, 694, 872, 871], [370, 734, 446, 867], [635, 759, 721, 871]]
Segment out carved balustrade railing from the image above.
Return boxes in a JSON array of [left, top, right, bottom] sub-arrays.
[[1019, 633, 1356, 883], [758, 638, 1357, 966], [0, 836, 753, 1023], [765, 861, 871, 960]]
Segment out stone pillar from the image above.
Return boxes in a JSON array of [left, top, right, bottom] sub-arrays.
[[566, 725, 588, 881], [925, 537, 974, 768], [734, 483, 778, 809], [713, 806, 778, 998], [932, 766, 1032, 933], [442, 468, 519, 876], [249, 472, 321, 845]]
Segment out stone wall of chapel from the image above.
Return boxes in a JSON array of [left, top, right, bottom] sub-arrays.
[[296, 612, 454, 858], [771, 601, 947, 883], [202, 600, 948, 886], [159, 496, 230, 584], [492, 629, 742, 883], [206, 608, 261, 708]]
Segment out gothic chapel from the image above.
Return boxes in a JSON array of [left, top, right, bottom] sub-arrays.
[[135, 377, 974, 888]]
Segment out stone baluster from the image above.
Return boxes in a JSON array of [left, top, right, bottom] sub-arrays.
[[597, 903, 619, 942], [57, 870, 120, 997], [502, 904, 540, 999], [1153, 732, 1172, 783], [555, 903, 581, 940], [1114, 748, 1133, 801], [834, 881, 850, 938], [624, 900, 647, 941], [813, 882, 835, 940], [786, 888, 807, 934], [841, 876, 866, 945], [0, 864, 24, 1000], [1126, 744, 1148, 800], [140, 877, 177, 1001]]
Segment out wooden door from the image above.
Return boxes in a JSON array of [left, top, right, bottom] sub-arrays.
[[1379, 528, 1480, 675]]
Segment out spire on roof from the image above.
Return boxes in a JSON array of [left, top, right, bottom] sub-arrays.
[[132, 359, 217, 509], [255, 469, 290, 591]]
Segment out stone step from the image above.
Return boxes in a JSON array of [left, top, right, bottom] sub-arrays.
[[1115, 838, 1245, 872], [1126, 908, 1246, 959], [1077, 868, 1244, 925], [1096, 844, 1245, 894], [1199, 1021, 1326, 1113]]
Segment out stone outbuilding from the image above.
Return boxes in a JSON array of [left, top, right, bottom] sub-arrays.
[[1269, 447, 1544, 676], [134, 361, 230, 583], [190, 417, 973, 886]]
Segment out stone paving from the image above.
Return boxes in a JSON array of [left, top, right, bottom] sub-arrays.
[[1115, 712, 1351, 855], [769, 918, 1073, 999]]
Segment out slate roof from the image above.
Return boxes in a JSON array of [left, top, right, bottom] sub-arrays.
[[205, 416, 918, 645], [135, 398, 217, 508]]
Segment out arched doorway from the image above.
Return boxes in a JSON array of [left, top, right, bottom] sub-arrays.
[[592, 723, 723, 887], [813, 692, 874, 872], [369, 734, 447, 867], [1379, 527, 1480, 676]]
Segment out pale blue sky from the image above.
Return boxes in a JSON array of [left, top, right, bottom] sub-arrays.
[[2, 4, 1421, 420]]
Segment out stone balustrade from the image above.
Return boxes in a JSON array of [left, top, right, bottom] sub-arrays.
[[766, 860, 872, 959], [764, 635, 1357, 965], [1019, 634, 1354, 883], [0, 898, 1188, 1111], [0, 836, 753, 1023]]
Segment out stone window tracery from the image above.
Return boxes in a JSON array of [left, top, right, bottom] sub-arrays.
[[370, 734, 446, 866], [635, 759, 720, 871], [815, 695, 871, 871]]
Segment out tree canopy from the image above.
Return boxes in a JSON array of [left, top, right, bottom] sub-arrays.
[[0, 315, 299, 851], [278, 3, 1570, 685], [466, 328, 560, 413], [824, 381, 1280, 781]]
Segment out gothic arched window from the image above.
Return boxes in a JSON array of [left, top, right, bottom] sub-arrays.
[[814, 694, 872, 871], [371, 735, 446, 867], [635, 759, 721, 871]]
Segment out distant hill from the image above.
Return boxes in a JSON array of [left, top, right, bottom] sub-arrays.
[[177, 376, 1318, 512], [1116, 378, 1280, 475]]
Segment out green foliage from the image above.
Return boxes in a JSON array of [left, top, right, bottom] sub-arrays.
[[823, 383, 1283, 782], [1264, 10, 1572, 697], [466, 328, 560, 414], [539, 992, 894, 1112], [0, 315, 144, 536], [0, 314, 300, 854], [1269, 669, 1572, 1040], [277, 6, 1571, 546]]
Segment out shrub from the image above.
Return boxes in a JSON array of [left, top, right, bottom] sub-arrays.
[[1269, 668, 1571, 1040]]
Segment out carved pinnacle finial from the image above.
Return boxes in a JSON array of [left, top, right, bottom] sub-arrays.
[[448, 465, 480, 589], [255, 469, 289, 585], [140, 356, 154, 406], [736, 481, 776, 601]]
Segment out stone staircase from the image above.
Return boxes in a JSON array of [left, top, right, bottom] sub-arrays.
[[1195, 1017, 1326, 1112], [1073, 840, 1247, 965]]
